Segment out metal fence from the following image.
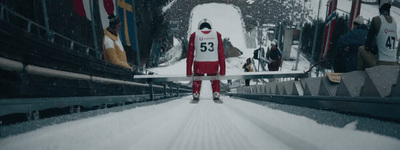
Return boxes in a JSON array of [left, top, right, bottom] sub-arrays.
[[0, 3, 101, 59]]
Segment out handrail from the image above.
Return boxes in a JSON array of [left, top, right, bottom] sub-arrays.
[[0, 57, 192, 118], [0, 57, 177, 90], [134, 71, 306, 82], [0, 3, 99, 58]]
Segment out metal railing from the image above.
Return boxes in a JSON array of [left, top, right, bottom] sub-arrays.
[[0, 56, 192, 118], [0, 3, 101, 59]]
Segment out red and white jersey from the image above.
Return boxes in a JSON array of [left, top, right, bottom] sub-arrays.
[[194, 30, 219, 62], [377, 15, 397, 62], [186, 29, 226, 76]]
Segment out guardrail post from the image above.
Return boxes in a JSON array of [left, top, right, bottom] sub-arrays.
[[70, 42, 74, 50], [0, 5, 4, 20], [89, 0, 99, 59], [176, 85, 179, 96], [86, 48, 90, 55], [41, 0, 52, 41], [169, 82, 173, 97], [149, 80, 154, 101], [27, 21, 32, 32], [163, 83, 167, 98]]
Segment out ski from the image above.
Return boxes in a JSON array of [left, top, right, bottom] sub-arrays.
[[190, 98, 199, 104], [213, 98, 223, 104]]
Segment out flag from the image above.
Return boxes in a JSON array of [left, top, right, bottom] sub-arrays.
[[73, 0, 92, 21], [321, 0, 337, 60], [349, 0, 362, 30], [99, 0, 117, 29], [117, 0, 138, 50], [103, 0, 115, 15]]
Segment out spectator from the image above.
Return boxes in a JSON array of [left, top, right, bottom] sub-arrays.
[[242, 58, 253, 86], [266, 39, 282, 71], [334, 16, 368, 73], [358, 0, 398, 70], [102, 14, 132, 70]]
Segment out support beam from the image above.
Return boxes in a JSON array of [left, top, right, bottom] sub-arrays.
[[134, 71, 306, 82]]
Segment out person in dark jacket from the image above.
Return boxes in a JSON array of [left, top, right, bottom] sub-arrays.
[[266, 40, 282, 71], [334, 16, 368, 73], [242, 58, 253, 86]]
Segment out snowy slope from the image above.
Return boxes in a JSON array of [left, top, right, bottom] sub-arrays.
[[150, 3, 310, 82], [1, 95, 400, 150], [150, 3, 257, 77], [188, 3, 248, 57]]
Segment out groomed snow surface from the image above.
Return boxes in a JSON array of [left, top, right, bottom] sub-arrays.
[[1, 82, 399, 150], [1, 2, 400, 150]]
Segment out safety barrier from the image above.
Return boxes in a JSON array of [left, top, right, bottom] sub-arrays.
[[360, 66, 399, 97], [231, 65, 400, 122], [0, 57, 191, 119], [236, 66, 400, 98], [336, 71, 367, 97], [0, 3, 99, 58]]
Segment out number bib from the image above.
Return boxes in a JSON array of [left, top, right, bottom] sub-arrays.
[[194, 30, 219, 62], [377, 15, 397, 62]]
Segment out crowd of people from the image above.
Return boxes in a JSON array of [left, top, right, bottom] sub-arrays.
[[335, 0, 398, 73], [103, 0, 398, 89]]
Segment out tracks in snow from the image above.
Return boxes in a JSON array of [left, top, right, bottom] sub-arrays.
[[2, 96, 399, 150]]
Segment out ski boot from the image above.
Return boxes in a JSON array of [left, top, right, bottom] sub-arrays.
[[190, 92, 200, 104], [213, 92, 223, 104]]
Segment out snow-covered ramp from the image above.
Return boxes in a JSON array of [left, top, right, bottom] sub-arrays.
[[1, 94, 399, 149]]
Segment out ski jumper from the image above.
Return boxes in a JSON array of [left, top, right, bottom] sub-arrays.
[[358, 14, 398, 70], [376, 15, 397, 62], [187, 29, 226, 96]]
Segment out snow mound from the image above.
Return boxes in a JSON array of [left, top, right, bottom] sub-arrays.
[[188, 3, 248, 57], [158, 42, 183, 67]]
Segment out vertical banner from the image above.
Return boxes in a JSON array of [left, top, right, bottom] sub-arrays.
[[117, 0, 137, 50], [100, 0, 116, 29], [73, 0, 92, 20], [349, 0, 362, 30], [321, 0, 337, 60]]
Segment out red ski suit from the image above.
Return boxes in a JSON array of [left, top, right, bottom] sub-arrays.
[[186, 29, 226, 95]]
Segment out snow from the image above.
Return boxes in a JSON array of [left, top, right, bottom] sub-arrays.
[[188, 3, 248, 57], [1, 2, 400, 150], [151, 3, 309, 81], [151, 3, 256, 79], [1, 95, 400, 150], [162, 0, 178, 13]]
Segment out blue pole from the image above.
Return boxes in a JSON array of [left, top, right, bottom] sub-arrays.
[[89, 0, 100, 58], [41, 0, 52, 42]]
